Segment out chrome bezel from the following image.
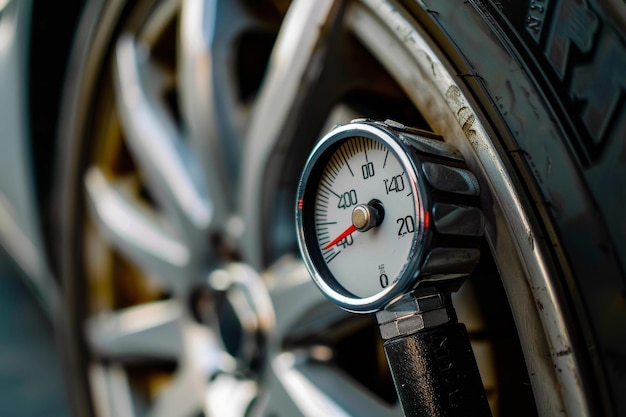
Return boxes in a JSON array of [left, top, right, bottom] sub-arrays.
[[296, 121, 431, 313]]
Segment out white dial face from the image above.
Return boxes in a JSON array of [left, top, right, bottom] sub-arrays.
[[314, 136, 418, 298]]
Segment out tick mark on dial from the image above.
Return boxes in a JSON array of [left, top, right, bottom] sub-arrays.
[[324, 251, 341, 264], [339, 147, 354, 177], [321, 183, 340, 198]]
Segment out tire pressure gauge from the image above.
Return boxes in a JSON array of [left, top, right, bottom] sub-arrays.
[[296, 119, 485, 313], [296, 120, 492, 417]]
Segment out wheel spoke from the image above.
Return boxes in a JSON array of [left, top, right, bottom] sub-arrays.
[[89, 365, 137, 417], [264, 259, 401, 417], [113, 34, 212, 235], [86, 300, 183, 361], [205, 374, 257, 417], [85, 168, 191, 288], [148, 367, 204, 417], [267, 353, 401, 417], [238, 0, 343, 267], [267, 260, 342, 337], [150, 322, 240, 417], [179, 0, 264, 230]]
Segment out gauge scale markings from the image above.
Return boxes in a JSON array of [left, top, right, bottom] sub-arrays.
[[308, 135, 418, 299]]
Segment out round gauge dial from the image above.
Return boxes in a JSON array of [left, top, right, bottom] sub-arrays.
[[296, 121, 429, 313], [315, 136, 416, 297]]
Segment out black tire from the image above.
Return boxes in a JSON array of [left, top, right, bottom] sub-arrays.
[[397, 0, 625, 415]]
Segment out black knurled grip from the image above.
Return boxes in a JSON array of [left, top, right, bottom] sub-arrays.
[[384, 323, 492, 417]]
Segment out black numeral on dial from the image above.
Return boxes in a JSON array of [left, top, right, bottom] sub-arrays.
[[397, 215, 415, 236], [384, 174, 405, 194], [336, 234, 353, 249], [379, 273, 389, 288], [361, 162, 375, 179], [337, 189, 358, 209]]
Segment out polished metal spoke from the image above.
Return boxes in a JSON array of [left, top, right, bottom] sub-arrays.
[[85, 300, 183, 361], [261, 258, 402, 417], [85, 168, 192, 288], [90, 365, 137, 417], [238, 0, 342, 267], [205, 374, 257, 417], [113, 34, 212, 240], [149, 371, 203, 417], [179, 0, 265, 232], [150, 322, 239, 417], [266, 260, 340, 337], [266, 354, 401, 417]]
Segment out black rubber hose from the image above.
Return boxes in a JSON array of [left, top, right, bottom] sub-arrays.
[[384, 322, 492, 417]]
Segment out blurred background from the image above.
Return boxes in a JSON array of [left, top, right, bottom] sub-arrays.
[[0, 253, 69, 417], [0, 0, 81, 415]]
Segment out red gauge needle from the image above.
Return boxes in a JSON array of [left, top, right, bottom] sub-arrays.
[[323, 224, 357, 250]]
